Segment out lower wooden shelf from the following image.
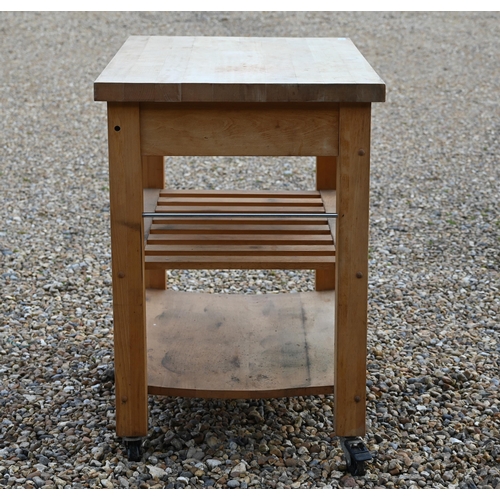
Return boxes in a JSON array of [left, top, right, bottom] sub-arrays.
[[146, 289, 335, 399]]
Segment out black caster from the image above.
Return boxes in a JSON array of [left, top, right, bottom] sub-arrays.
[[340, 437, 372, 476], [124, 438, 143, 461]]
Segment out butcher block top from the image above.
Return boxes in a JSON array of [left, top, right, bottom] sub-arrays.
[[94, 36, 385, 103]]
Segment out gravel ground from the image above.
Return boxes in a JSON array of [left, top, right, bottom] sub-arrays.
[[1, 11, 499, 489]]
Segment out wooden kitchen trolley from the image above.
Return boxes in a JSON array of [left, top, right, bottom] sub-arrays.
[[94, 36, 385, 473]]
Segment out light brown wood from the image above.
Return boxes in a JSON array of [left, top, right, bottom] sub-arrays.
[[142, 157, 166, 289], [316, 157, 336, 191], [160, 189, 319, 198], [142, 155, 165, 189], [96, 36, 384, 444], [154, 190, 326, 213], [144, 190, 335, 270], [316, 194, 337, 289], [157, 197, 323, 207], [94, 36, 386, 103], [148, 234, 332, 245], [145, 269, 167, 290], [334, 103, 371, 437], [107, 103, 148, 437], [140, 103, 339, 157], [150, 223, 331, 234], [144, 189, 166, 290], [315, 269, 336, 291], [146, 255, 335, 270], [146, 244, 334, 256], [315, 163, 337, 291], [152, 217, 327, 225], [146, 290, 335, 398], [318, 190, 336, 213], [143, 189, 160, 243], [156, 206, 325, 213]]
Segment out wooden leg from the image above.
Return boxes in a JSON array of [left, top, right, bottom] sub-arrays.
[[315, 266, 336, 291], [108, 103, 148, 437], [316, 156, 336, 191], [142, 156, 167, 290], [145, 269, 167, 289], [316, 156, 336, 291], [142, 155, 165, 189], [334, 104, 371, 437]]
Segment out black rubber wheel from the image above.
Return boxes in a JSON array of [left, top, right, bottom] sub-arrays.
[[347, 459, 366, 476], [340, 437, 371, 476], [125, 439, 142, 461]]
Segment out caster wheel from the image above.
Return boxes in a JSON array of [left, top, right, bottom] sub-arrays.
[[347, 458, 366, 476], [340, 437, 372, 476], [124, 438, 142, 461]]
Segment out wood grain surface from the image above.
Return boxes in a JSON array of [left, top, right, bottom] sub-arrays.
[[95, 36, 385, 103], [146, 290, 335, 398]]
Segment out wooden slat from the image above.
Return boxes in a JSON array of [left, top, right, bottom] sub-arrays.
[[155, 205, 325, 213], [146, 289, 335, 398], [140, 103, 339, 157], [150, 223, 331, 234], [145, 244, 335, 256], [147, 234, 333, 245], [151, 219, 329, 226], [157, 197, 324, 207], [334, 103, 371, 437], [159, 189, 320, 198], [145, 255, 335, 270]]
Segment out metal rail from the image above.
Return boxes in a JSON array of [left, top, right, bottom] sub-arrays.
[[142, 212, 338, 219]]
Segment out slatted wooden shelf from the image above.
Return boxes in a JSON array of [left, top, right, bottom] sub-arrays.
[[144, 190, 336, 270], [146, 289, 335, 398]]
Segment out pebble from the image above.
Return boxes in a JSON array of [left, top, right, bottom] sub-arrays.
[[147, 465, 167, 480], [32, 477, 45, 488], [230, 462, 247, 477], [1, 10, 499, 491], [206, 459, 222, 470]]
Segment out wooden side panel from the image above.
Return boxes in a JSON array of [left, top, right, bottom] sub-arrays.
[[140, 103, 339, 156], [142, 158, 167, 290], [316, 156, 337, 291], [334, 103, 371, 437], [107, 103, 148, 437]]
